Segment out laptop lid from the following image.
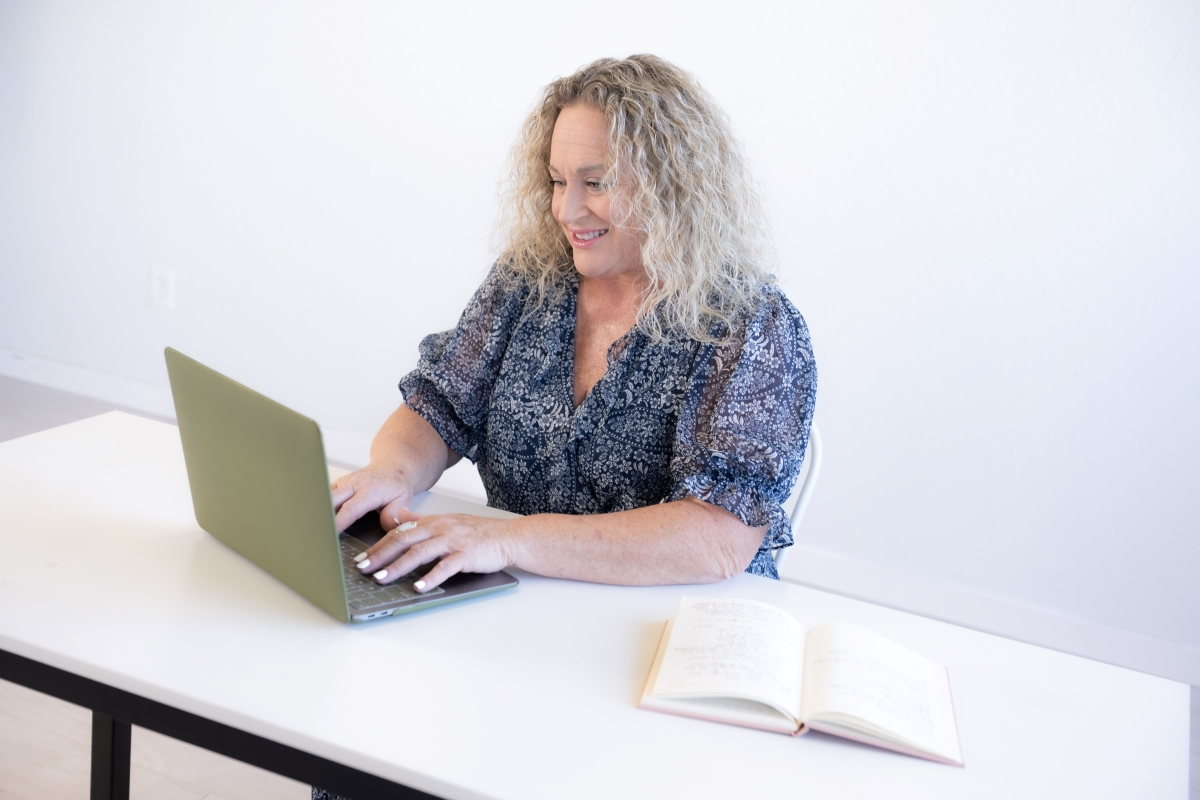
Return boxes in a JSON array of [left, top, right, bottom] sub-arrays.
[[165, 347, 351, 622]]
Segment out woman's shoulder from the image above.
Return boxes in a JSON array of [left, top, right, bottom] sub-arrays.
[[476, 259, 578, 307], [756, 283, 808, 327], [477, 259, 531, 297], [459, 260, 542, 319], [717, 283, 812, 354]]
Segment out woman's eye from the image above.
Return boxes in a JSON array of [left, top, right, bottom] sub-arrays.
[[586, 180, 603, 190]]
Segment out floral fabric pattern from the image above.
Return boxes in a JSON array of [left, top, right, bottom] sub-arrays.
[[398, 265, 817, 578]]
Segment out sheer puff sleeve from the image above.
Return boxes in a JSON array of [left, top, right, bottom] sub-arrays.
[[397, 264, 528, 462], [667, 287, 817, 578]]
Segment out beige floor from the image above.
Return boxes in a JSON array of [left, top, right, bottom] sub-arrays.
[[1, 374, 1197, 798], [0, 677, 307, 800]]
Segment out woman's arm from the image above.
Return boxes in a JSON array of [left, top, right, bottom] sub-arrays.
[[353, 497, 766, 591], [330, 405, 461, 533], [334, 404, 765, 586]]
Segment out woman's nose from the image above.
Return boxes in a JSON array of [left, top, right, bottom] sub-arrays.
[[556, 184, 588, 225]]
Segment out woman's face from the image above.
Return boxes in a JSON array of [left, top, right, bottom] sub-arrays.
[[549, 104, 642, 282]]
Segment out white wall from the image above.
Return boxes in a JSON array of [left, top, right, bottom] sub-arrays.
[[2, 1, 1198, 681]]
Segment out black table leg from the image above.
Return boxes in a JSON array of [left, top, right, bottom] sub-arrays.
[[91, 711, 131, 800]]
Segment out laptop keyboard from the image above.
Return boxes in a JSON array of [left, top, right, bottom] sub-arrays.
[[340, 536, 444, 611]]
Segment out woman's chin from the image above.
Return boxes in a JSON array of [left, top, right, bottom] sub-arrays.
[[572, 252, 642, 281]]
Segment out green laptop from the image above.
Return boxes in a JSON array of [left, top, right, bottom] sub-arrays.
[[164, 347, 519, 623]]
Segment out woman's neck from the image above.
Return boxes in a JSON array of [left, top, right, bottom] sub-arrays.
[[573, 271, 646, 407], [576, 271, 645, 323]]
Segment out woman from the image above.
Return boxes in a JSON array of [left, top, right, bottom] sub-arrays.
[[332, 53, 816, 595]]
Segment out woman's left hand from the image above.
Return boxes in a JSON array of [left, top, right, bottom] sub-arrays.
[[353, 508, 523, 592]]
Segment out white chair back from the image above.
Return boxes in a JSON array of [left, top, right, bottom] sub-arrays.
[[773, 423, 822, 571]]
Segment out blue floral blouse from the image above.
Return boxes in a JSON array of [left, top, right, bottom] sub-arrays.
[[398, 265, 817, 579]]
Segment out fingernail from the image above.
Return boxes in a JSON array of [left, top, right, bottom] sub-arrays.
[[393, 513, 399, 524], [398, 521, 417, 532], [358, 559, 371, 570], [373, 570, 388, 580], [353, 552, 368, 563], [414, 580, 426, 591]]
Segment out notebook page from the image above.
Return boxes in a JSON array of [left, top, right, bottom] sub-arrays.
[[651, 597, 805, 719], [801, 623, 961, 761]]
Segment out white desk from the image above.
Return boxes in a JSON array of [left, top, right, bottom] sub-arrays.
[[0, 412, 1189, 799]]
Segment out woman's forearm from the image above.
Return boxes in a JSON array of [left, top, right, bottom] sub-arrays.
[[508, 498, 766, 586], [369, 405, 461, 495]]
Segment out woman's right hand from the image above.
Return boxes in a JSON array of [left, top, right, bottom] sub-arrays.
[[332, 403, 460, 534], [331, 464, 415, 534]]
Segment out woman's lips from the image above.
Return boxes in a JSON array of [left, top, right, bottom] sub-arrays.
[[570, 228, 609, 248]]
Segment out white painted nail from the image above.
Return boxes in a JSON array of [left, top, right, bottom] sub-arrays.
[[353, 552, 368, 563], [373, 570, 388, 580], [414, 580, 426, 590], [398, 521, 417, 532], [358, 559, 371, 570]]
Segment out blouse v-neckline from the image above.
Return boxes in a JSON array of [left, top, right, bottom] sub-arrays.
[[565, 278, 639, 413]]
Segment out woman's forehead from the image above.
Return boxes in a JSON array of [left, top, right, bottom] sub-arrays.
[[549, 105, 607, 172]]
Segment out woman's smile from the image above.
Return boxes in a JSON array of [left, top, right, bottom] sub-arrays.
[[569, 228, 609, 246]]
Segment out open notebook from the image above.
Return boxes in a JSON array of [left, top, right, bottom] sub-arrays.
[[640, 597, 964, 766]]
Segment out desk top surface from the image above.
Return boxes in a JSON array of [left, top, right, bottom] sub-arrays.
[[0, 412, 1188, 800]]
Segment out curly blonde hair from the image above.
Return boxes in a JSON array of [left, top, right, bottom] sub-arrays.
[[496, 54, 775, 342]]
